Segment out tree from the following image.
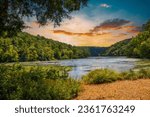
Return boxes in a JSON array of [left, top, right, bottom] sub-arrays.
[[26, 46, 38, 61], [143, 20, 150, 31], [3, 45, 19, 62], [0, 0, 88, 37], [139, 39, 150, 58]]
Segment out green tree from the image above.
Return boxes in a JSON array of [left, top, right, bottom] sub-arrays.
[[139, 39, 150, 58], [143, 20, 150, 31], [26, 46, 38, 61], [0, 32, 90, 62], [3, 45, 19, 62], [103, 20, 150, 59], [0, 0, 88, 37]]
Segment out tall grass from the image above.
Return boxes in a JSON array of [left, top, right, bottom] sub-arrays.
[[0, 64, 80, 100], [82, 68, 150, 84]]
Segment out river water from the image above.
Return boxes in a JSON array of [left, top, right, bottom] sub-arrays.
[[48, 57, 140, 79]]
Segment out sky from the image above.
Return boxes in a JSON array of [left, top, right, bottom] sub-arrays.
[[25, 0, 150, 47]]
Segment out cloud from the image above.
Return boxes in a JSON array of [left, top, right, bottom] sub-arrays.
[[54, 15, 95, 33], [53, 30, 109, 37], [117, 25, 137, 31], [53, 30, 94, 36], [24, 17, 140, 47], [127, 26, 141, 34], [115, 33, 128, 38], [100, 4, 111, 8], [90, 18, 131, 32]]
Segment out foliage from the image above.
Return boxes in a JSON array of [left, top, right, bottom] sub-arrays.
[[86, 47, 108, 56], [121, 69, 150, 80], [0, 32, 90, 62], [135, 60, 150, 69], [82, 69, 120, 84], [102, 39, 131, 56], [142, 20, 150, 31], [82, 68, 150, 84], [103, 20, 150, 59], [0, 0, 88, 37], [0, 64, 80, 100], [126, 31, 150, 58], [46, 79, 80, 100]]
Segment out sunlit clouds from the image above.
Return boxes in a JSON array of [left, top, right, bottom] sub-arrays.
[[90, 19, 131, 31], [23, 0, 150, 47], [25, 16, 140, 47]]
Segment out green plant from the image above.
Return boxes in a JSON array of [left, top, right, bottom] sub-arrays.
[[0, 64, 80, 100], [82, 69, 120, 84], [82, 68, 150, 84]]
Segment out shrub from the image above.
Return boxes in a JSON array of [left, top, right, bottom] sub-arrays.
[[82, 68, 150, 84], [121, 69, 150, 80], [0, 64, 80, 100], [82, 69, 120, 84], [46, 79, 80, 100]]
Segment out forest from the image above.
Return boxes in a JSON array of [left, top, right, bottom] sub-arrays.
[[102, 39, 131, 56], [103, 20, 150, 59], [0, 32, 90, 62], [0, 31, 110, 63]]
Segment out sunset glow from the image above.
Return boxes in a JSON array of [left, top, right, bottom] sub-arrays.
[[25, 0, 149, 47]]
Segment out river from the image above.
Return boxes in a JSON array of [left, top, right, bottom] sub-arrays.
[[47, 57, 140, 79]]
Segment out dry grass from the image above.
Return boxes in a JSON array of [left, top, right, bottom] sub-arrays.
[[75, 79, 150, 100]]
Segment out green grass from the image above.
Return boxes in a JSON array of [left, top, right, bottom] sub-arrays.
[[121, 69, 150, 80], [134, 60, 150, 70], [82, 68, 150, 84], [0, 64, 79, 100]]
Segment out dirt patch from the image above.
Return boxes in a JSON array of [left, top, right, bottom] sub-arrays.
[[75, 79, 150, 100]]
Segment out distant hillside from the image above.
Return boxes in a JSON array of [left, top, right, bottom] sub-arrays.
[[0, 32, 90, 62], [102, 39, 131, 56], [127, 31, 150, 58], [79, 47, 108, 56], [88, 47, 108, 56], [103, 20, 150, 59]]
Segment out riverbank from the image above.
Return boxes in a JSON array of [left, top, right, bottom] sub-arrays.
[[1, 62, 150, 100], [75, 79, 150, 100]]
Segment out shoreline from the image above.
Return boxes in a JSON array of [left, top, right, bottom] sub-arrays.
[[75, 79, 150, 100]]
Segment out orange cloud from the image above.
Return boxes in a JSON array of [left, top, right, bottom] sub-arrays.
[[128, 29, 140, 34], [115, 33, 128, 38], [53, 30, 109, 37], [24, 18, 140, 47], [126, 27, 141, 35], [90, 19, 131, 32]]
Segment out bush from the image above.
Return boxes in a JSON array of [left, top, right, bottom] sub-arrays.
[[82, 68, 150, 84], [0, 64, 80, 100], [121, 69, 150, 80], [82, 69, 120, 84], [46, 79, 80, 100]]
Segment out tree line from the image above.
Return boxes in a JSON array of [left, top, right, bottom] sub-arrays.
[[0, 32, 90, 62], [103, 20, 150, 59]]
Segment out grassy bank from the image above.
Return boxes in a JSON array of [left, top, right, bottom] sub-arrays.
[[82, 68, 150, 84], [134, 60, 150, 70], [1, 62, 150, 100], [0, 64, 79, 100]]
